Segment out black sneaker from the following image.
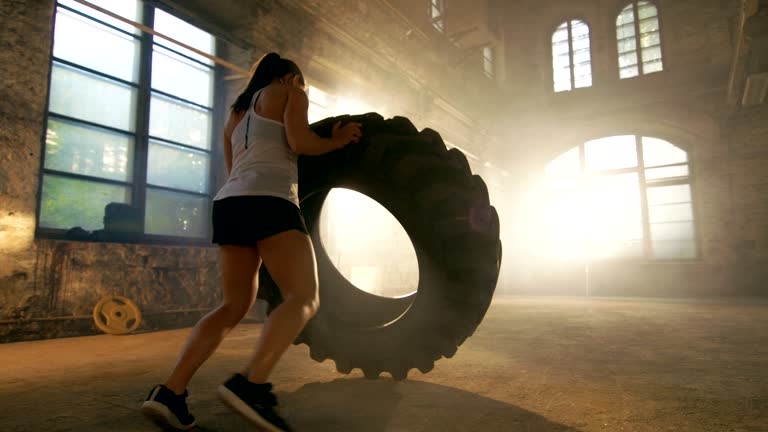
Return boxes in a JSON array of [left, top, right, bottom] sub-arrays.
[[218, 373, 293, 432], [140, 384, 196, 430]]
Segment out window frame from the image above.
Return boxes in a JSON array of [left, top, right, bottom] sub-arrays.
[[429, 0, 445, 33], [483, 46, 494, 79], [549, 135, 700, 261], [36, 1, 222, 246], [551, 18, 594, 93], [615, 0, 666, 79]]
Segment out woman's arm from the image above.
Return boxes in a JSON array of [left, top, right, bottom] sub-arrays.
[[283, 86, 361, 156]]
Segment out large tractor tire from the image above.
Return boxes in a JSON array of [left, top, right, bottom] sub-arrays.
[[257, 113, 501, 380]]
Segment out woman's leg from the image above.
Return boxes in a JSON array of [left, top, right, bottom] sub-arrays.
[[243, 230, 319, 383], [164, 245, 262, 394]]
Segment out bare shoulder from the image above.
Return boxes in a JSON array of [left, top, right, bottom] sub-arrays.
[[283, 84, 308, 105]]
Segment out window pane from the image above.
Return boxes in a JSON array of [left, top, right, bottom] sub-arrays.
[[39, 175, 131, 230], [145, 188, 209, 238], [652, 240, 696, 259], [617, 23, 636, 39], [151, 46, 213, 107], [554, 68, 572, 92], [619, 52, 638, 67], [640, 31, 660, 48], [638, 3, 659, 20], [574, 64, 592, 81], [621, 65, 639, 78], [587, 173, 644, 258], [643, 59, 664, 73], [645, 165, 689, 180], [572, 35, 590, 51], [650, 221, 694, 240], [58, 0, 140, 34], [649, 203, 693, 223], [483, 46, 493, 61], [147, 140, 210, 194], [642, 137, 687, 167], [618, 37, 637, 53], [571, 20, 589, 37], [573, 50, 591, 65], [617, 7, 635, 26], [641, 46, 662, 62], [54, 8, 140, 82], [553, 53, 571, 69], [552, 40, 570, 56], [639, 17, 660, 33], [647, 184, 691, 206], [49, 63, 137, 131], [585, 135, 638, 171], [45, 118, 133, 182], [553, 24, 569, 43], [153, 9, 215, 65], [149, 94, 211, 149], [575, 75, 592, 88]]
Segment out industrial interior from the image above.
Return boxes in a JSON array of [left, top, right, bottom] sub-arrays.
[[1, 0, 767, 431]]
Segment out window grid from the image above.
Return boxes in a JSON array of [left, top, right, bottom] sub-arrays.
[[39, 1, 218, 244], [483, 46, 494, 79], [430, 0, 445, 33], [552, 20, 593, 92], [546, 136, 696, 260], [617, 1, 663, 79]]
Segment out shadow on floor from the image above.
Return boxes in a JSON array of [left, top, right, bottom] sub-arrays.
[[198, 378, 582, 432]]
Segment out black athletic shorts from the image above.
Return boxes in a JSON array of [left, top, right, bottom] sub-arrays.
[[211, 195, 308, 246]]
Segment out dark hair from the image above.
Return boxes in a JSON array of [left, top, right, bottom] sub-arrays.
[[231, 52, 305, 112]]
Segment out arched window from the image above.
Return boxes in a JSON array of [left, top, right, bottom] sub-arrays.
[[543, 136, 696, 260], [616, 1, 663, 79], [552, 19, 593, 92]]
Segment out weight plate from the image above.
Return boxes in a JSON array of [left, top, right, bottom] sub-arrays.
[[92, 295, 142, 335]]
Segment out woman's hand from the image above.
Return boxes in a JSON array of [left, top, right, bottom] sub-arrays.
[[331, 121, 362, 148]]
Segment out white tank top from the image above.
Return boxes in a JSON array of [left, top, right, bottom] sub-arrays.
[[213, 88, 299, 206]]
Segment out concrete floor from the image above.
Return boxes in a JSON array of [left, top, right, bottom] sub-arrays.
[[1, 296, 767, 432]]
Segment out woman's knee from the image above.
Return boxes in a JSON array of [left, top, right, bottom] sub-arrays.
[[216, 301, 251, 325], [285, 289, 319, 317]]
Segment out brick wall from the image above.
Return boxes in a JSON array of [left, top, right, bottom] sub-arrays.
[[0, 0, 765, 342], [493, 0, 768, 297], [0, 0, 507, 341]]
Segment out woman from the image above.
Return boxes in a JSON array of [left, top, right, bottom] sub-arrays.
[[140, 52, 362, 432]]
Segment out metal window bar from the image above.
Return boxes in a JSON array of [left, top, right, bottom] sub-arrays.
[[153, 41, 216, 70], [70, 0, 249, 77], [148, 135, 214, 154], [41, 169, 134, 188], [149, 88, 214, 112], [47, 112, 137, 137], [41, 0, 236, 243], [56, 2, 140, 40], [144, 183, 211, 198], [52, 58, 140, 89]]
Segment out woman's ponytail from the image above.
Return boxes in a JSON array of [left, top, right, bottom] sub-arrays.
[[231, 52, 304, 112]]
